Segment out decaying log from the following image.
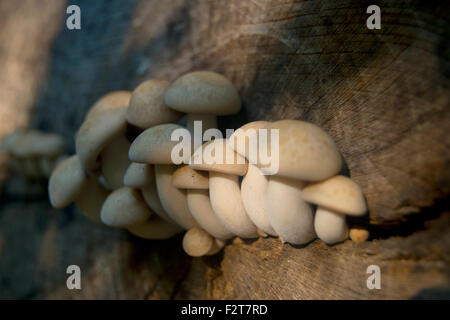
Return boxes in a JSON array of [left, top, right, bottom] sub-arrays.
[[0, 0, 449, 299]]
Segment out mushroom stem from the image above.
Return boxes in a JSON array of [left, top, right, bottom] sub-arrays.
[[74, 177, 110, 223], [141, 180, 174, 224], [314, 206, 348, 245], [209, 171, 258, 239], [186, 114, 217, 134], [100, 134, 131, 189], [266, 176, 315, 245], [154, 164, 199, 230], [182, 227, 224, 257], [187, 189, 235, 240], [241, 164, 277, 236]]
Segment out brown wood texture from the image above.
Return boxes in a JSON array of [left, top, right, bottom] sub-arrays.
[[0, 0, 449, 299]]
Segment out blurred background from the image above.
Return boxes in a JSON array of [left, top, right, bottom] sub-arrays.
[[0, 0, 449, 299]]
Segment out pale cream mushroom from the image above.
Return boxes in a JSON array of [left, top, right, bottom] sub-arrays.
[[76, 106, 128, 173], [241, 164, 277, 237], [100, 134, 131, 189], [128, 123, 198, 229], [10, 131, 44, 178], [128, 123, 189, 164], [301, 175, 367, 216], [48, 155, 86, 208], [85, 91, 131, 119], [123, 162, 155, 188], [141, 179, 174, 223], [165, 71, 241, 136], [100, 187, 152, 227], [266, 176, 315, 245], [349, 227, 370, 243], [264, 120, 342, 181], [126, 80, 183, 129], [182, 227, 225, 257], [128, 217, 182, 240], [49, 155, 109, 223], [173, 165, 234, 240], [190, 139, 258, 239], [314, 207, 348, 245]]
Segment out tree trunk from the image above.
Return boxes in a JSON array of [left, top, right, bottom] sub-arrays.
[[0, 0, 449, 299]]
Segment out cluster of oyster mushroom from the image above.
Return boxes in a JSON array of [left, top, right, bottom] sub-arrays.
[[0, 130, 66, 179], [48, 71, 369, 257]]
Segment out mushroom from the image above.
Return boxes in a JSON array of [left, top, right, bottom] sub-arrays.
[[100, 187, 152, 227], [128, 123, 189, 164], [314, 207, 348, 245], [164, 71, 241, 138], [85, 91, 131, 119], [141, 179, 174, 224], [349, 227, 370, 242], [126, 80, 183, 130], [301, 175, 367, 216], [123, 162, 155, 188], [48, 155, 109, 223], [263, 120, 342, 180], [76, 106, 128, 173], [128, 217, 183, 240], [190, 139, 258, 239], [266, 176, 315, 245], [100, 134, 131, 189], [241, 164, 277, 237], [182, 227, 225, 257], [48, 155, 86, 208], [229, 121, 270, 161], [173, 165, 234, 240]]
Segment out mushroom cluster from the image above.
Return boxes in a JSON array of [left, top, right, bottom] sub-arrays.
[[48, 71, 369, 257], [0, 130, 66, 179]]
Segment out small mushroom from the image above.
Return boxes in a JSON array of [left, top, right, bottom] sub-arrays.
[[182, 227, 225, 257], [128, 217, 183, 240], [241, 164, 277, 237], [128, 123, 189, 164], [100, 187, 152, 227], [85, 91, 131, 119], [264, 120, 342, 181], [314, 207, 348, 245], [48, 155, 87, 208], [100, 134, 131, 189], [301, 175, 367, 216], [76, 106, 128, 173], [349, 227, 370, 242], [173, 165, 234, 240], [266, 176, 315, 245], [164, 71, 241, 115], [190, 139, 258, 239], [123, 162, 155, 188], [126, 80, 183, 129]]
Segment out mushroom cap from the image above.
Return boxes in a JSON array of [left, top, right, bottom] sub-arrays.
[[164, 71, 241, 115], [123, 162, 155, 188], [229, 121, 270, 160], [76, 106, 128, 172], [100, 187, 152, 227], [126, 80, 183, 129], [190, 139, 248, 176], [128, 217, 182, 240], [301, 175, 367, 216], [266, 176, 315, 245], [0, 130, 26, 152], [128, 123, 187, 164], [100, 134, 131, 189], [314, 207, 348, 245], [172, 165, 209, 189], [48, 155, 87, 208], [349, 227, 369, 242], [266, 120, 342, 181], [182, 228, 215, 257], [86, 91, 131, 119], [11, 131, 64, 158]]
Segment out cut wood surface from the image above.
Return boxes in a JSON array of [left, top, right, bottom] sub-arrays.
[[0, 0, 449, 299]]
